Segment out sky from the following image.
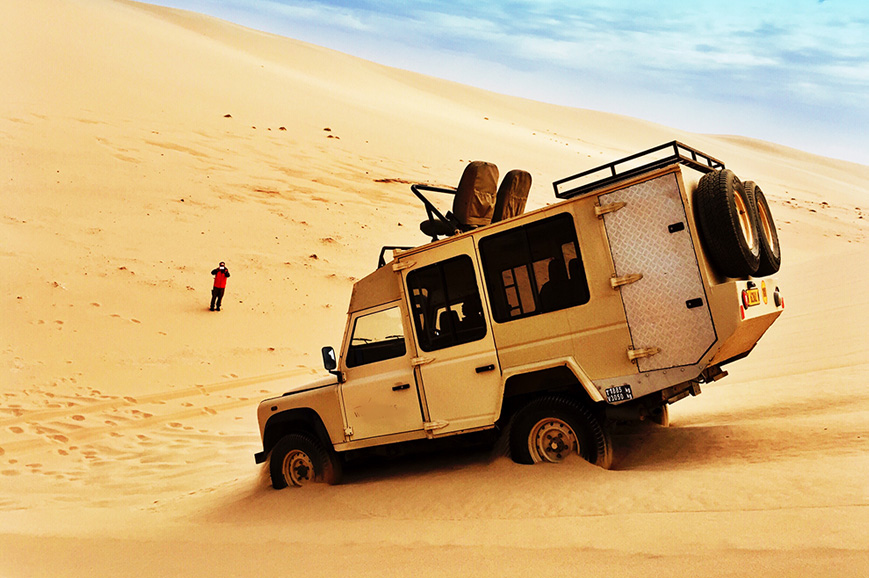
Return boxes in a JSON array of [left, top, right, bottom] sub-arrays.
[[148, 0, 869, 165]]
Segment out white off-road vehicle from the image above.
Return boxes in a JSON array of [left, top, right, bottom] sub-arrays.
[[254, 142, 784, 488]]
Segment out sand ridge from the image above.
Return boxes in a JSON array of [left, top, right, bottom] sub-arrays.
[[2, 0, 868, 576]]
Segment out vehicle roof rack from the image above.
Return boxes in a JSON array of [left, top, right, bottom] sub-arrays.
[[552, 140, 725, 200]]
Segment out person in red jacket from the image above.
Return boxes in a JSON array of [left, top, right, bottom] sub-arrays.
[[210, 261, 230, 311]]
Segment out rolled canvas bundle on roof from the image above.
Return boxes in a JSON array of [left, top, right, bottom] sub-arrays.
[[452, 161, 498, 227]]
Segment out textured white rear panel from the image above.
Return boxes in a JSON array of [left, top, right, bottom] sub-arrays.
[[600, 172, 716, 372]]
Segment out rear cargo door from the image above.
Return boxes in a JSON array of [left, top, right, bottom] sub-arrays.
[[599, 171, 716, 372]]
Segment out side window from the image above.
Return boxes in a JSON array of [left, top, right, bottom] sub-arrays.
[[346, 307, 407, 368], [480, 212, 590, 323], [406, 255, 487, 352]]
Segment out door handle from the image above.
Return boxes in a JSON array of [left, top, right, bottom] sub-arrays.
[[392, 383, 410, 391], [475, 364, 495, 373]]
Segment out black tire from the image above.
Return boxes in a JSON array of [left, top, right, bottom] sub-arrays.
[[744, 181, 781, 277], [269, 433, 341, 489], [509, 396, 612, 469], [694, 169, 760, 278]]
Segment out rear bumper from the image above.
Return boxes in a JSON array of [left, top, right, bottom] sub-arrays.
[[708, 278, 783, 366]]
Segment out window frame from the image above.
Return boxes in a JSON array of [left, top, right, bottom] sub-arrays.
[[479, 212, 590, 323], [406, 254, 487, 352], [345, 305, 408, 368]]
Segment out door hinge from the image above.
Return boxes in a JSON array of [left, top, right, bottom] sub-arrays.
[[411, 356, 435, 367], [423, 420, 448, 432], [392, 260, 416, 272], [628, 347, 661, 361], [344, 426, 354, 437], [611, 273, 643, 289], [595, 201, 626, 217]]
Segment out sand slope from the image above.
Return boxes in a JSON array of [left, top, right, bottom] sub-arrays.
[[2, 0, 867, 576]]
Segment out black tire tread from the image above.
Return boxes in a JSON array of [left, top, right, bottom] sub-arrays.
[[694, 169, 760, 278], [269, 433, 342, 489], [509, 395, 612, 469], [744, 181, 781, 277]]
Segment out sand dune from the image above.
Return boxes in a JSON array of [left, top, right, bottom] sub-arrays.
[[2, 0, 867, 576]]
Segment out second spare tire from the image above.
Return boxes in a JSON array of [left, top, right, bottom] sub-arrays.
[[693, 169, 760, 278], [744, 181, 781, 276]]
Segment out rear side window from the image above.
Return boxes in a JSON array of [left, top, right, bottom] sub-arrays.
[[406, 255, 486, 352], [346, 307, 407, 367], [480, 212, 590, 323]]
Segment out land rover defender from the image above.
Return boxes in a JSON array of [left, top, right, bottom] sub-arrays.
[[254, 141, 784, 488]]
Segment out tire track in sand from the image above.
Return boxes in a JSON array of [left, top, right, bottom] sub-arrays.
[[0, 368, 312, 427], [0, 368, 316, 456]]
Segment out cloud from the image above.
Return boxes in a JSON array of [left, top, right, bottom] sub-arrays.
[[148, 0, 869, 162]]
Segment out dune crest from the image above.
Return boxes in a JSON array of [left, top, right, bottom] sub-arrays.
[[2, 1, 867, 576]]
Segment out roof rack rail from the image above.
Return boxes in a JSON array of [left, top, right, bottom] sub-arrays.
[[378, 245, 414, 268], [552, 140, 725, 200]]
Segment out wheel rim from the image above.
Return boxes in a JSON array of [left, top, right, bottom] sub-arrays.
[[757, 200, 777, 252], [734, 191, 755, 250], [282, 449, 315, 486], [528, 418, 578, 463]]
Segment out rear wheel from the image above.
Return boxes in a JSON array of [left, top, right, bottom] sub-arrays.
[[744, 181, 781, 276], [269, 433, 341, 489], [510, 396, 612, 469], [694, 169, 760, 278]]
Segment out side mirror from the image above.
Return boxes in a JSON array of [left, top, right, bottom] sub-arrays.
[[321, 346, 337, 371], [321, 346, 343, 382]]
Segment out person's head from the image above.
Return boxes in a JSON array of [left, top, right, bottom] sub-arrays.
[[219, 261, 225, 268]]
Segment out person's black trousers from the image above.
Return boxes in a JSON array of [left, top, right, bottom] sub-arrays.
[[210, 287, 225, 310]]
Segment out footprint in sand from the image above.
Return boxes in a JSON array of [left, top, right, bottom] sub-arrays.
[[169, 423, 183, 428], [1, 470, 20, 477], [124, 396, 137, 403], [9, 427, 23, 434], [71, 415, 85, 421], [104, 420, 117, 426], [131, 319, 141, 324], [53, 435, 69, 443], [203, 407, 217, 415], [0, 447, 4, 456]]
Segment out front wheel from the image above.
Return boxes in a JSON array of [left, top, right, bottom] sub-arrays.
[[509, 396, 612, 469], [269, 433, 341, 489]]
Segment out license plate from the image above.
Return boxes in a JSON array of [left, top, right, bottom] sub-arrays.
[[745, 288, 761, 306], [605, 385, 633, 403]]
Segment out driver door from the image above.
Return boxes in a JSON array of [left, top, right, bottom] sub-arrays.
[[339, 304, 424, 440]]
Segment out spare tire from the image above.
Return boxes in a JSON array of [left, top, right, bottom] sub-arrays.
[[744, 181, 781, 276], [694, 169, 760, 278]]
